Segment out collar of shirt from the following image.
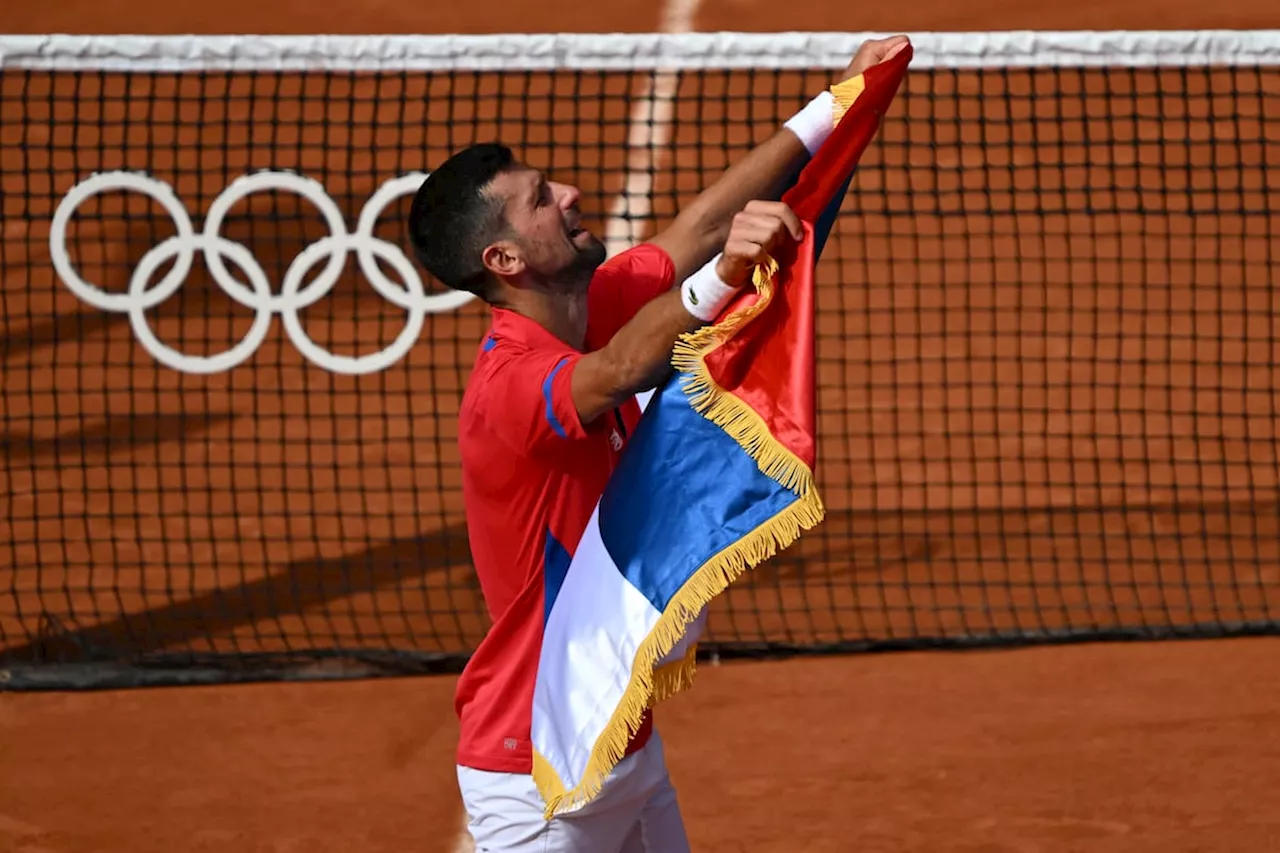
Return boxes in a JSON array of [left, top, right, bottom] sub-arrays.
[[487, 307, 581, 354]]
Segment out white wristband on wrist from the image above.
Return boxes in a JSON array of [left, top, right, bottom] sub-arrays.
[[680, 254, 740, 322], [783, 90, 836, 155]]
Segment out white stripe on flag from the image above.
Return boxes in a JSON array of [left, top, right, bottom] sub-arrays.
[[532, 504, 663, 785]]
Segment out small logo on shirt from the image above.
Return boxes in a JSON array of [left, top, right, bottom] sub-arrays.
[[503, 738, 518, 751], [686, 285, 699, 305], [609, 429, 623, 451]]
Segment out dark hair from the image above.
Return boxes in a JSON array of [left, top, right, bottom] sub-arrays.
[[407, 142, 516, 298]]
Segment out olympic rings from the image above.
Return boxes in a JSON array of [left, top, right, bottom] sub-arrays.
[[49, 170, 475, 375]]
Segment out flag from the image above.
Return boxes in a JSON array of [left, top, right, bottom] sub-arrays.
[[530, 46, 913, 818]]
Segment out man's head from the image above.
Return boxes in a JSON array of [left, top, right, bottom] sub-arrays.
[[407, 143, 606, 303]]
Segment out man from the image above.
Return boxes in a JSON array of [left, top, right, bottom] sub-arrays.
[[407, 34, 910, 853]]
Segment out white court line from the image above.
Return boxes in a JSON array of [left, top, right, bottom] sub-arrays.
[[451, 3, 702, 846], [609, 0, 701, 413], [449, 4, 699, 848], [603, 0, 699, 258]]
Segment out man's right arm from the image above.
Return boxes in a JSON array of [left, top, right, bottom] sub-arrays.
[[570, 200, 803, 426], [644, 35, 910, 287]]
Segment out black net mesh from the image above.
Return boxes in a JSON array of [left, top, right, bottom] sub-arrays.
[[2, 56, 1278, 687]]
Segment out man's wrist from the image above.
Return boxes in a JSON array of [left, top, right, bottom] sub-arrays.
[[783, 90, 835, 155], [681, 254, 740, 322]]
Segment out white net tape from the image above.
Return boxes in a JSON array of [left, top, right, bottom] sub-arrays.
[[2, 30, 1280, 72]]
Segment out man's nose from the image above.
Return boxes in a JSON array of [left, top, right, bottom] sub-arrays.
[[553, 182, 580, 210]]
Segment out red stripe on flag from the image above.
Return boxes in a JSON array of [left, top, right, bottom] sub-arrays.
[[700, 47, 912, 469]]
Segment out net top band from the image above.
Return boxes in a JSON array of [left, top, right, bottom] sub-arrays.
[[3, 30, 1280, 72]]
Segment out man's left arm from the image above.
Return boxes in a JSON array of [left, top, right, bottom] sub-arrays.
[[647, 34, 909, 285]]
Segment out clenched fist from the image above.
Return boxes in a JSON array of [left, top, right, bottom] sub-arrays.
[[838, 34, 910, 83], [714, 200, 804, 289]]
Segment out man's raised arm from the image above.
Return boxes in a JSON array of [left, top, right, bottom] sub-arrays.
[[571, 200, 802, 425], [647, 34, 909, 284]]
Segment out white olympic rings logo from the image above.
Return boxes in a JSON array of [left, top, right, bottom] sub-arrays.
[[50, 170, 475, 375]]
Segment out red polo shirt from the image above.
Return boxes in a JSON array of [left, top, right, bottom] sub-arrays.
[[454, 243, 677, 773]]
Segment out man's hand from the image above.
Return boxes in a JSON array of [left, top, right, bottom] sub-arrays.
[[714, 200, 804, 289], [838, 34, 911, 83], [572, 199, 802, 422]]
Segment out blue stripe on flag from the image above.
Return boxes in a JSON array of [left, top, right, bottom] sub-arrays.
[[772, 156, 852, 263], [542, 357, 571, 438], [543, 528, 572, 623], [594, 378, 799, 611], [812, 171, 854, 261]]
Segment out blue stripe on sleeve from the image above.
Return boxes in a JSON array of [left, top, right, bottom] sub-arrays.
[[542, 356, 572, 439]]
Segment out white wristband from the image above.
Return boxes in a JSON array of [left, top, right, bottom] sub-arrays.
[[783, 90, 835, 155], [681, 254, 739, 322]]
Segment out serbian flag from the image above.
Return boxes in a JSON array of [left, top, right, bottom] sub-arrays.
[[530, 46, 912, 817]]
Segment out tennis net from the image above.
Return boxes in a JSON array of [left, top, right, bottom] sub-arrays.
[[2, 30, 1278, 689]]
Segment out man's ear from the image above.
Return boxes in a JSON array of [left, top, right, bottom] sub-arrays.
[[481, 240, 525, 279]]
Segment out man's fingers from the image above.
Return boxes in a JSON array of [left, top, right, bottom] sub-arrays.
[[737, 203, 804, 241], [862, 34, 909, 61], [775, 206, 804, 241], [742, 199, 798, 220], [742, 206, 803, 242], [716, 239, 769, 285], [882, 36, 910, 61], [729, 219, 794, 255], [842, 34, 910, 79], [719, 200, 805, 287], [871, 34, 909, 54], [725, 232, 770, 256], [731, 214, 787, 243]]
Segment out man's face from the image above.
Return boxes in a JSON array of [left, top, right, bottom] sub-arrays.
[[487, 166, 606, 288]]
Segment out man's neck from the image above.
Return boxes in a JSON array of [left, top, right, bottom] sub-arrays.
[[499, 288, 590, 351]]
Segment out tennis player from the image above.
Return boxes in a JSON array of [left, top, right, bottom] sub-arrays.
[[407, 33, 910, 853]]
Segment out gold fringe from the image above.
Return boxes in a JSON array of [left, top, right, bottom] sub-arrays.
[[534, 485, 823, 819], [668, 348, 824, 510], [532, 75, 867, 813], [674, 254, 780, 355], [530, 642, 697, 815], [651, 643, 699, 703], [531, 749, 567, 812], [669, 250, 824, 512], [533, 226, 828, 820], [830, 74, 867, 127]]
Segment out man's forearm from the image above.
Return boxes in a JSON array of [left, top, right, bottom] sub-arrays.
[[648, 36, 908, 282], [611, 287, 701, 391], [572, 286, 702, 423], [672, 129, 810, 256], [574, 200, 802, 425]]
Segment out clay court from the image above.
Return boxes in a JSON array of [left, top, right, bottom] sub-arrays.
[[3, 0, 1280, 850]]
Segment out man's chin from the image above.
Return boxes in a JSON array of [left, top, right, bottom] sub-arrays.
[[547, 239, 607, 293], [575, 235, 608, 268]]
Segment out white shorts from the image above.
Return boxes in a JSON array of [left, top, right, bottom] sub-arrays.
[[456, 730, 690, 853]]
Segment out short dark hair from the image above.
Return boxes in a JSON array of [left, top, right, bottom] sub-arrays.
[[407, 143, 516, 298]]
